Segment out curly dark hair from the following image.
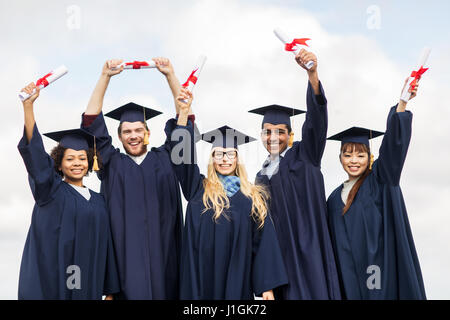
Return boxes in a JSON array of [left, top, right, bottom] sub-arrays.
[[50, 144, 102, 177]]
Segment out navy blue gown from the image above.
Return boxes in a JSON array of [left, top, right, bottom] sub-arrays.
[[255, 82, 341, 300], [17, 125, 120, 300], [81, 113, 183, 299], [327, 106, 426, 299], [167, 120, 288, 299]]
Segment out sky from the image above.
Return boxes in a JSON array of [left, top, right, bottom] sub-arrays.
[[1, 0, 449, 299]]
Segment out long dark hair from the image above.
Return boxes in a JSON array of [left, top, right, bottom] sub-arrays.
[[50, 144, 102, 177], [341, 142, 371, 215]]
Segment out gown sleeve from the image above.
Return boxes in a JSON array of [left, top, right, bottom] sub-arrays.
[[17, 124, 61, 206], [164, 118, 203, 201], [103, 216, 121, 295], [251, 213, 288, 296], [80, 112, 118, 170], [292, 81, 328, 167], [373, 105, 413, 186]]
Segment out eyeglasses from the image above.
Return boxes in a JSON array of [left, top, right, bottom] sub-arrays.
[[213, 150, 237, 160]]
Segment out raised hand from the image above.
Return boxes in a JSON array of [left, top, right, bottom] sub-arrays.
[[21, 82, 40, 107], [398, 77, 419, 112], [102, 59, 124, 77], [176, 87, 193, 126], [295, 48, 318, 73], [153, 57, 174, 76]]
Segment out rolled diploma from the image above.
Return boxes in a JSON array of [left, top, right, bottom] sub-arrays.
[[274, 28, 314, 69], [400, 47, 431, 102], [19, 65, 68, 101], [113, 60, 157, 70], [180, 55, 207, 103]]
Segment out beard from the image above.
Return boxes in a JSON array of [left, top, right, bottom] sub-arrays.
[[123, 142, 148, 157]]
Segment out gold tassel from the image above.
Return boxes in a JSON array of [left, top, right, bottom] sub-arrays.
[[144, 130, 149, 145], [288, 132, 294, 147], [93, 154, 100, 171], [369, 153, 374, 170], [93, 136, 99, 171]]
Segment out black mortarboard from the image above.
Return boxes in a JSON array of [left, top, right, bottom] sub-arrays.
[[201, 125, 256, 149], [44, 128, 96, 151], [104, 102, 162, 123], [248, 104, 305, 127], [327, 127, 384, 148]]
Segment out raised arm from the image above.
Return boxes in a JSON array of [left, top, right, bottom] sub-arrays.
[[152, 57, 186, 115], [21, 83, 39, 142], [293, 49, 328, 166], [165, 88, 202, 200], [374, 79, 418, 185], [81, 60, 123, 168], [18, 83, 60, 205], [85, 59, 123, 115]]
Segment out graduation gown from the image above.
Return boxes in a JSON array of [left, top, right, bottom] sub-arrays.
[[17, 125, 120, 300], [255, 82, 341, 300], [167, 120, 288, 299], [81, 113, 183, 299], [327, 106, 426, 299]]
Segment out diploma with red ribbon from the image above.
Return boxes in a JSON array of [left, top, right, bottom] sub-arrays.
[[180, 55, 207, 103], [114, 60, 157, 70], [400, 47, 431, 102], [273, 28, 314, 70], [19, 65, 68, 101]]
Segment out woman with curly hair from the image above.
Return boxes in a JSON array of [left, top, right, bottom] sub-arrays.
[[166, 88, 288, 300], [17, 83, 119, 299]]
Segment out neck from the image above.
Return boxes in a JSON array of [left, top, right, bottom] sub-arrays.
[[347, 175, 361, 183], [64, 177, 84, 187]]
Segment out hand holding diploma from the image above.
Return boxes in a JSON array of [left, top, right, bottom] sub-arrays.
[[18, 65, 68, 101], [103, 59, 124, 77], [274, 28, 314, 69], [180, 55, 207, 103], [400, 47, 430, 103]]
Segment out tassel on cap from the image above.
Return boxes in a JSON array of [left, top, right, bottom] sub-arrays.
[[288, 132, 294, 147], [93, 136, 100, 171], [144, 130, 149, 145]]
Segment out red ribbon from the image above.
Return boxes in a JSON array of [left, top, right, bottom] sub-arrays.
[[182, 68, 198, 87], [35, 72, 52, 87], [409, 66, 428, 90], [125, 61, 150, 69], [285, 38, 310, 52]]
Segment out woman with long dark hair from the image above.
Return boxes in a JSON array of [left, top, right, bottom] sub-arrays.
[[326, 80, 426, 299]]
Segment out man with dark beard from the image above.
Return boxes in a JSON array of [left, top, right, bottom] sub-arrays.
[[80, 58, 187, 299]]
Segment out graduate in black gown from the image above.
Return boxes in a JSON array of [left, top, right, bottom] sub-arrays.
[[249, 49, 341, 299], [168, 88, 288, 300], [17, 82, 119, 300], [80, 58, 185, 299], [326, 80, 426, 299]]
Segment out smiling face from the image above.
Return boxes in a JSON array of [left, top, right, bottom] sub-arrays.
[[59, 149, 89, 185], [212, 147, 238, 176], [261, 123, 290, 156], [340, 143, 370, 180], [118, 121, 148, 156]]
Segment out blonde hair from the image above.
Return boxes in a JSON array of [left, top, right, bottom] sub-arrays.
[[202, 150, 270, 228]]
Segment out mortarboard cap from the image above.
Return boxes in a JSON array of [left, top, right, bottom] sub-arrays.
[[201, 125, 256, 149], [248, 104, 305, 127], [327, 126, 384, 148], [44, 128, 96, 151], [104, 102, 162, 123]]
